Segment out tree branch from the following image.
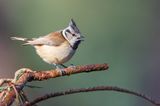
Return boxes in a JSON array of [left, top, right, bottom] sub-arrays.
[[0, 63, 108, 106], [24, 86, 160, 106]]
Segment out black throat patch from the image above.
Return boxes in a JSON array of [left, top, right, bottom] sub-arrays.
[[72, 40, 81, 50]]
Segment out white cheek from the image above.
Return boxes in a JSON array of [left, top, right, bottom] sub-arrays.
[[67, 34, 73, 41], [69, 38, 76, 46]]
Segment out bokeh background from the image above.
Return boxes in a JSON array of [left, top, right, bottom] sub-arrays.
[[0, 0, 160, 106]]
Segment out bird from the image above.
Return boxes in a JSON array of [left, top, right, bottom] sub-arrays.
[[11, 19, 84, 71]]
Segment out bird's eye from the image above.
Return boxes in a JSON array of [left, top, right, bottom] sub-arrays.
[[72, 34, 76, 36], [66, 29, 71, 33]]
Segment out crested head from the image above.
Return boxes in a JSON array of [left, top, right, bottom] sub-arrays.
[[62, 19, 84, 50]]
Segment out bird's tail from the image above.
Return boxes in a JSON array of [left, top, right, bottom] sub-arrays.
[[11, 37, 33, 45], [11, 37, 29, 42]]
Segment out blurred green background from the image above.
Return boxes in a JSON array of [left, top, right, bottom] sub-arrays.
[[0, 0, 160, 106]]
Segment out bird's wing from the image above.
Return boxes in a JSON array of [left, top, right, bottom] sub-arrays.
[[23, 31, 66, 46]]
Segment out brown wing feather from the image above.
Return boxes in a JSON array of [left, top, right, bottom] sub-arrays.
[[45, 32, 66, 46]]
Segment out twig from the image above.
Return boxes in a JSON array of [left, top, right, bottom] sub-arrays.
[[24, 86, 160, 106], [0, 63, 109, 106]]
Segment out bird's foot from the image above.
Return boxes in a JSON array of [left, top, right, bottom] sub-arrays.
[[68, 64, 76, 68], [60, 64, 76, 68], [54, 65, 66, 76], [60, 64, 68, 68]]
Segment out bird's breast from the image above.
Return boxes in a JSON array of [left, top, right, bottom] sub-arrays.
[[35, 42, 75, 64]]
